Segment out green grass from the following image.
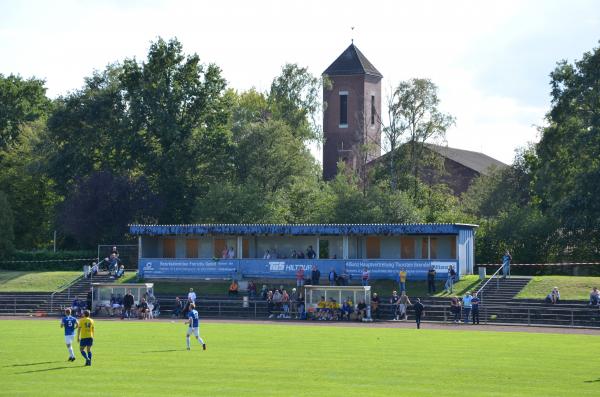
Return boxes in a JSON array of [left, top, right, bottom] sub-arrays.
[[516, 276, 600, 300], [0, 319, 599, 396], [0, 271, 81, 292]]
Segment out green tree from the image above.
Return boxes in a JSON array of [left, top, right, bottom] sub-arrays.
[[0, 191, 15, 257]]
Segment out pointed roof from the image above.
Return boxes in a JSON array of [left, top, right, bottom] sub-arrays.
[[323, 43, 383, 78], [424, 143, 508, 175]]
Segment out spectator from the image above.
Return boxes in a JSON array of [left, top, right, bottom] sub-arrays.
[[296, 267, 305, 287], [137, 298, 149, 319], [247, 281, 257, 299], [260, 284, 268, 300], [328, 268, 337, 286], [356, 300, 367, 321], [110, 294, 121, 317], [399, 268, 407, 293], [390, 290, 400, 320], [228, 280, 239, 297], [462, 291, 473, 324], [502, 250, 512, 278], [172, 297, 183, 318], [263, 250, 271, 259], [590, 287, 600, 306], [290, 288, 298, 318], [311, 265, 321, 285], [471, 292, 481, 325], [86, 288, 92, 314], [545, 287, 560, 304], [338, 270, 349, 286], [267, 290, 274, 318], [297, 250, 305, 259], [281, 290, 290, 319], [427, 266, 436, 294], [115, 265, 125, 279], [291, 249, 298, 259], [152, 299, 160, 318], [123, 290, 135, 319], [445, 265, 456, 293], [413, 298, 425, 329], [361, 267, 369, 286], [72, 298, 81, 317], [188, 288, 197, 303], [341, 298, 353, 320], [111, 246, 119, 256], [306, 245, 317, 259], [399, 291, 412, 321], [450, 296, 461, 323], [227, 246, 235, 259], [328, 298, 340, 320], [89, 262, 98, 278], [370, 292, 381, 319], [108, 253, 121, 275], [273, 289, 283, 317]]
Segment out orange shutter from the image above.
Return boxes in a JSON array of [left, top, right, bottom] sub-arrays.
[[450, 236, 456, 259], [214, 239, 227, 258], [401, 237, 415, 259], [163, 239, 176, 258], [430, 238, 437, 259], [366, 237, 380, 259], [186, 239, 198, 258], [242, 239, 250, 259]]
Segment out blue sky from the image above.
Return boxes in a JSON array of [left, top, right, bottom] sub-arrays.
[[1, 0, 598, 164]]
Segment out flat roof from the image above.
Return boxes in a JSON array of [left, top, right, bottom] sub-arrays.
[[129, 223, 477, 236]]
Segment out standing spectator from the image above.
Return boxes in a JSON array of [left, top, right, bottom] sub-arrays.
[[172, 297, 183, 318], [370, 293, 380, 319], [297, 250, 305, 259], [311, 265, 321, 285], [450, 296, 461, 323], [545, 287, 560, 304], [328, 268, 337, 286], [427, 266, 436, 294], [306, 245, 317, 259], [267, 290, 274, 318], [281, 290, 290, 318], [273, 289, 283, 317], [263, 250, 271, 259], [589, 287, 598, 305], [502, 250, 512, 278], [361, 267, 369, 286], [445, 265, 456, 293], [89, 262, 98, 278], [399, 291, 412, 321], [187, 288, 197, 303], [297, 293, 305, 319], [390, 290, 400, 320], [290, 288, 298, 318], [123, 290, 134, 319], [296, 267, 305, 287], [86, 288, 92, 314], [291, 249, 298, 259], [462, 291, 473, 324], [227, 246, 235, 259], [338, 270, 349, 286], [413, 298, 425, 329], [471, 292, 481, 324], [398, 268, 407, 293], [260, 284, 268, 300]]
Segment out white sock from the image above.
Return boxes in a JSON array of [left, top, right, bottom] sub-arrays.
[[186, 337, 191, 349], [67, 345, 74, 358], [197, 337, 204, 345]]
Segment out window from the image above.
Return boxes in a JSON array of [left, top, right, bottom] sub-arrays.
[[370, 95, 375, 125], [401, 236, 416, 258], [163, 239, 176, 258], [339, 92, 348, 126]]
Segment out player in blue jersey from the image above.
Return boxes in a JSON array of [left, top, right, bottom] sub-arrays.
[[186, 303, 206, 351], [60, 308, 78, 361]]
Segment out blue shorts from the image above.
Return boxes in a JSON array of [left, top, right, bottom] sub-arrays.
[[80, 338, 93, 347]]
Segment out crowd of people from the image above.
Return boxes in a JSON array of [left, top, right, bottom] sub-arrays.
[[263, 245, 318, 260], [86, 246, 126, 279]]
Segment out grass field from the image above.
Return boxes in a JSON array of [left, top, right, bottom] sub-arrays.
[[0, 319, 599, 396], [516, 276, 600, 300], [0, 271, 81, 292]]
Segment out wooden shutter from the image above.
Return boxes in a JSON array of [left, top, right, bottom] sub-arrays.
[[366, 237, 380, 259], [186, 239, 198, 258], [163, 239, 176, 258], [401, 237, 415, 259]]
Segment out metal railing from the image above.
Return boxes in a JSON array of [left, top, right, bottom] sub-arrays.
[[476, 264, 504, 303], [49, 274, 85, 313]]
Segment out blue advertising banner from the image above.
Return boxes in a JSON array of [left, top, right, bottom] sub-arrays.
[[139, 258, 457, 280]]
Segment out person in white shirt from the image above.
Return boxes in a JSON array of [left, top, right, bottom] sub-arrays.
[[227, 247, 235, 259], [187, 288, 197, 303]]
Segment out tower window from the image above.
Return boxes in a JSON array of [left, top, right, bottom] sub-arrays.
[[339, 92, 348, 127], [371, 95, 375, 125]]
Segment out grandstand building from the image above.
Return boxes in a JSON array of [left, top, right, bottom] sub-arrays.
[[130, 223, 477, 281]]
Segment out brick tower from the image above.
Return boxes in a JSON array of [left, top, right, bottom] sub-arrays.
[[322, 43, 382, 180]]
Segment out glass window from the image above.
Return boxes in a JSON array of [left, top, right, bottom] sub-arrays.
[[339, 94, 348, 125], [371, 95, 375, 125]]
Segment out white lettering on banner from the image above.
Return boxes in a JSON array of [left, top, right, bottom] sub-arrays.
[[345, 261, 454, 275], [269, 262, 285, 271]]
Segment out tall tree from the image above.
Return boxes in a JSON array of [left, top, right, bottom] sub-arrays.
[[0, 191, 15, 257]]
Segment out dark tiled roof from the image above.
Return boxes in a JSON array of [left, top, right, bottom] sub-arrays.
[[323, 43, 382, 78], [424, 143, 507, 175]]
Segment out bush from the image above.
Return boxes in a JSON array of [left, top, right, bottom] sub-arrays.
[[0, 250, 96, 271]]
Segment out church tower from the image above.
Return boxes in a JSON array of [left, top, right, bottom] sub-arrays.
[[322, 43, 382, 180]]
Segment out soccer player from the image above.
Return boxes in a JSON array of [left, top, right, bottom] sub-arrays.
[[60, 308, 78, 361], [77, 309, 95, 366], [186, 303, 206, 351]]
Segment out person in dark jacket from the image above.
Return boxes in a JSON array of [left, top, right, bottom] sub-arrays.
[[123, 290, 135, 319], [311, 265, 321, 285], [413, 298, 425, 329], [427, 266, 436, 294]]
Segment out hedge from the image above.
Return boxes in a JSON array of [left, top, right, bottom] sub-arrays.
[[0, 250, 96, 271]]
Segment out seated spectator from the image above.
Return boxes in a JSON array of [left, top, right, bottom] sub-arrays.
[[589, 287, 599, 306], [247, 281, 257, 299], [341, 298, 353, 320], [137, 298, 149, 319], [110, 294, 122, 317], [328, 298, 340, 320], [115, 265, 125, 278], [316, 296, 327, 320], [228, 280, 239, 296], [356, 300, 367, 321], [108, 253, 121, 275], [172, 297, 183, 318], [545, 287, 560, 304], [152, 299, 160, 317]]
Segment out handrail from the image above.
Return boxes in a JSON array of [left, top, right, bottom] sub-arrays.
[[50, 274, 85, 313], [476, 264, 504, 303]]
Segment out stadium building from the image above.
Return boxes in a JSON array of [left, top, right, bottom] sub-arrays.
[[130, 223, 477, 281]]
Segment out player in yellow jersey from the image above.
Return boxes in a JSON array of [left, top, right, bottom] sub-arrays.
[[77, 310, 95, 366]]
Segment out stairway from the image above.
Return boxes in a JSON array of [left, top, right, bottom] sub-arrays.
[[475, 277, 531, 305]]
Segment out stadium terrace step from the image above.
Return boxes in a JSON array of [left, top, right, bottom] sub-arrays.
[[474, 277, 531, 304]]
